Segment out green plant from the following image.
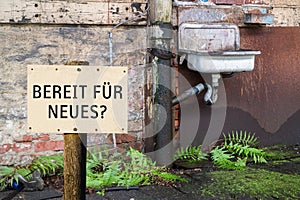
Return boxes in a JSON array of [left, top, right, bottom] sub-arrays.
[[223, 131, 267, 164], [86, 147, 186, 195], [0, 166, 16, 190], [29, 155, 64, 176], [208, 131, 267, 169], [210, 147, 247, 170], [0, 154, 64, 191], [175, 145, 208, 162], [223, 130, 258, 147], [224, 142, 267, 163]]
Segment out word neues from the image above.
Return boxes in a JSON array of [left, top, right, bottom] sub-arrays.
[[32, 82, 123, 119]]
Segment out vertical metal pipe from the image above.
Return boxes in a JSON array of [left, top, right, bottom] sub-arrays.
[[108, 31, 117, 152], [149, 23, 173, 166], [108, 32, 113, 66], [147, 0, 173, 166], [154, 55, 173, 165]]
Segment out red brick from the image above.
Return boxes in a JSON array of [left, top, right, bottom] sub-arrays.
[[108, 134, 137, 144], [23, 135, 33, 142], [0, 144, 11, 153], [34, 140, 64, 152], [38, 134, 50, 141], [245, 0, 267, 4], [14, 135, 33, 142], [174, 119, 180, 128], [213, 0, 244, 5], [12, 142, 32, 153]]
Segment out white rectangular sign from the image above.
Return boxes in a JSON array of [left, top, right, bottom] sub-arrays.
[[27, 65, 128, 133]]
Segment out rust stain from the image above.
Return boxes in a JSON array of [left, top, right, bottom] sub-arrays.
[[226, 27, 300, 133], [247, 9, 263, 15], [178, 27, 300, 146], [177, 6, 245, 26]]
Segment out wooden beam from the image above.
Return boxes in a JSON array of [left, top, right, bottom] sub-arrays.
[[63, 61, 88, 200], [149, 0, 172, 23], [0, 0, 147, 25], [63, 133, 87, 200]]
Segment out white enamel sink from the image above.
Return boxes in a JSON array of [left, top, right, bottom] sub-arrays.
[[178, 23, 261, 73], [187, 50, 261, 73]]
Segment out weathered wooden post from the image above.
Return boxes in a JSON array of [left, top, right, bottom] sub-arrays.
[[64, 133, 87, 200], [63, 61, 88, 200], [148, 0, 174, 166]]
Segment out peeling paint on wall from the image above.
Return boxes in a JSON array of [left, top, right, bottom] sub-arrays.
[[0, 25, 147, 165]]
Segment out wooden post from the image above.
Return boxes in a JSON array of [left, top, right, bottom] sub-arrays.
[[63, 61, 88, 200], [64, 133, 87, 200]]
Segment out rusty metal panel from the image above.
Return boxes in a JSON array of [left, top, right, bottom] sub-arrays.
[[228, 27, 300, 135], [176, 6, 245, 26], [178, 23, 240, 52], [27, 65, 128, 134], [178, 27, 300, 146], [244, 13, 274, 24], [243, 6, 268, 15]]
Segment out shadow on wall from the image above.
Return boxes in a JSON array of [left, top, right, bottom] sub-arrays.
[[222, 108, 300, 146]]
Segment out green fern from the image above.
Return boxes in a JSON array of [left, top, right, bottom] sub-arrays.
[[0, 154, 63, 191], [29, 155, 63, 176], [210, 147, 247, 170], [223, 130, 258, 147], [222, 131, 267, 164], [0, 166, 15, 190], [86, 147, 186, 193], [209, 130, 267, 169], [175, 145, 208, 162], [224, 142, 267, 163]]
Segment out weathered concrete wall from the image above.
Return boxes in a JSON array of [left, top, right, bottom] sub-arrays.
[[0, 0, 147, 25], [173, 0, 300, 27], [0, 25, 147, 165], [271, 0, 300, 26]]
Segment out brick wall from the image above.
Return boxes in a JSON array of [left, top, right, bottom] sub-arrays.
[[0, 133, 64, 165], [0, 25, 146, 165], [271, 0, 300, 26], [210, 0, 300, 26], [0, 0, 148, 166]]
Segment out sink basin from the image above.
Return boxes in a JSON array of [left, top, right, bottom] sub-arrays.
[[178, 23, 261, 73], [187, 50, 261, 73]]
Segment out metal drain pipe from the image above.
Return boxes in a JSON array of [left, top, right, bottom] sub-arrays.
[[172, 83, 214, 106], [148, 0, 173, 166]]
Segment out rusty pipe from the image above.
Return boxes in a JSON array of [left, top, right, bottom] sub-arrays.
[[172, 83, 213, 106]]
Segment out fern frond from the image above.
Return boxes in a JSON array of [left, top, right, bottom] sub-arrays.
[[223, 131, 258, 147], [224, 141, 267, 164], [210, 147, 246, 170], [175, 146, 208, 162]]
